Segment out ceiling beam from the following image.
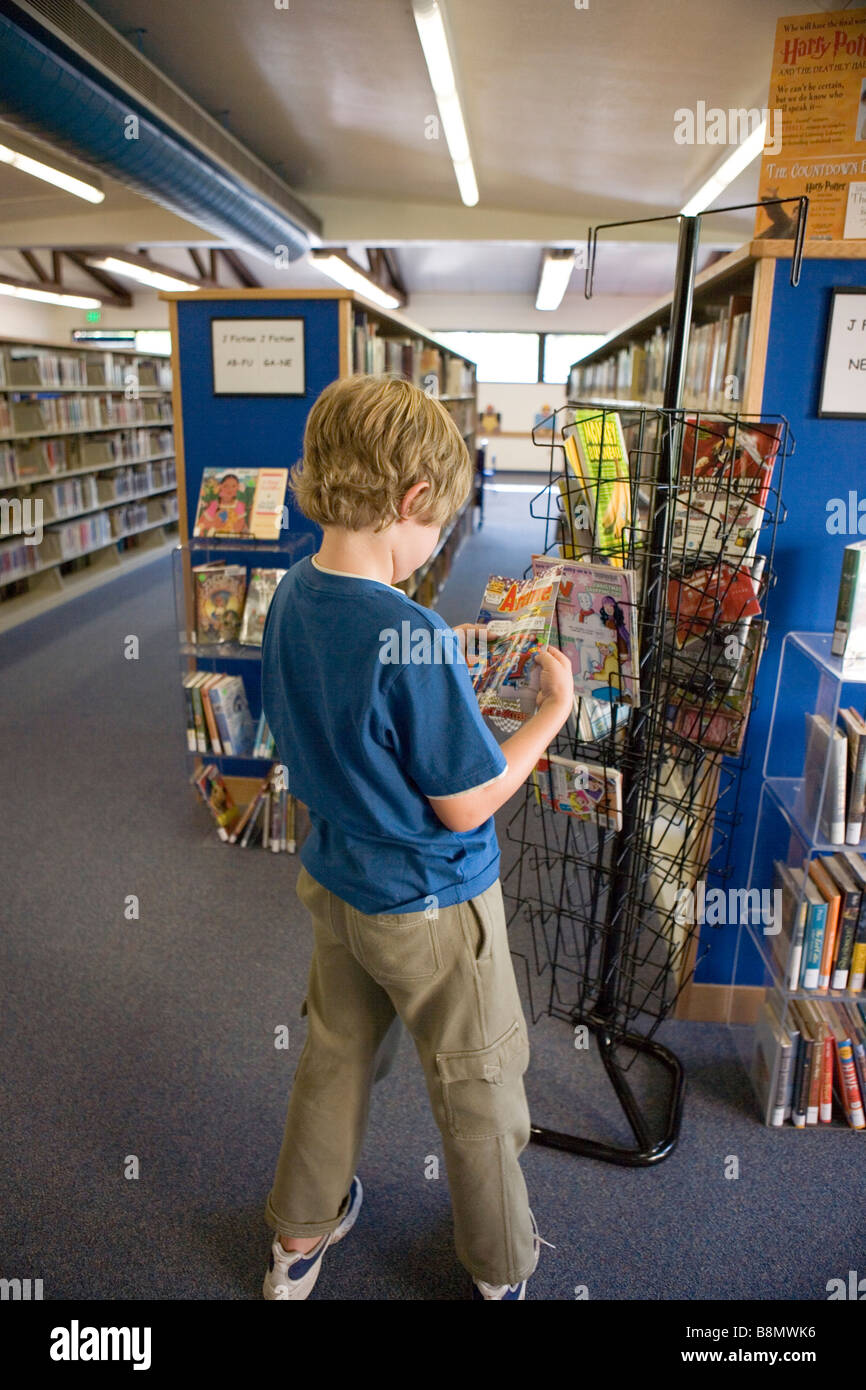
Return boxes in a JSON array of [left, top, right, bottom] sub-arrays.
[[59, 250, 132, 306], [218, 248, 260, 288], [19, 250, 50, 282], [188, 247, 207, 278]]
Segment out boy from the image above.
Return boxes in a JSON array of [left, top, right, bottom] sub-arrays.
[[260, 374, 574, 1300]]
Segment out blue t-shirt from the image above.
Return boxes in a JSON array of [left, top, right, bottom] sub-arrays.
[[260, 554, 508, 915]]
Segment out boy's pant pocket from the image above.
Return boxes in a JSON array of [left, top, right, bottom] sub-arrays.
[[350, 907, 442, 982], [435, 1020, 530, 1140]]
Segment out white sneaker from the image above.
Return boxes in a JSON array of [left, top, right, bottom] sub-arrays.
[[472, 1208, 554, 1301], [263, 1175, 363, 1301]]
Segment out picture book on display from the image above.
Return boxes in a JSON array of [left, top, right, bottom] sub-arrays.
[[832, 540, 866, 667], [473, 571, 562, 732], [239, 568, 288, 645], [192, 467, 288, 540], [563, 409, 631, 566], [533, 753, 623, 830], [193, 563, 247, 644], [531, 552, 640, 706]]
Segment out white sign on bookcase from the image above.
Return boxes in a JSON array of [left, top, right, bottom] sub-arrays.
[[818, 289, 866, 418], [211, 318, 305, 396]]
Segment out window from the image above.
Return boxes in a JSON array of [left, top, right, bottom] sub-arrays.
[[543, 334, 607, 384], [435, 331, 539, 384]]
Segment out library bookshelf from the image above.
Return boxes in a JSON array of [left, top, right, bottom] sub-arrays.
[[0, 336, 178, 634], [162, 286, 478, 817]]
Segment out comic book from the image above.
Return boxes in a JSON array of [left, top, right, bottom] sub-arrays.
[[193, 562, 247, 644], [672, 416, 783, 560], [192, 467, 288, 540], [667, 563, 762, 648], [532, 753, 623, 830], [564, 409, 632, 566], [532, 552, 640, 706], [473, 571, 562, 732]]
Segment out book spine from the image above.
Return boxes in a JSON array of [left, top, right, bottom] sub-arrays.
[[845, 723, 866, 843], [835, 1036, 866, 1129], [788, 893, 807, 991], [820, 1029, 835, 1123], [831, 546, 859, 657], [831, 889, 858, 989], [208, 682, 233, 756], [801, 900, 826, 990], [182, 679, 197, 752], [806, 1027, 822, 1125], [791, 1033, 809, 1127], [191, 683, 207, 753], [772, 1044, 792, 1127], [783, 1022, 801, 1121], [823, 733, 847, 845]]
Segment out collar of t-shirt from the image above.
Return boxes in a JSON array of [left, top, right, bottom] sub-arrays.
[[310, 553, 400, 591]]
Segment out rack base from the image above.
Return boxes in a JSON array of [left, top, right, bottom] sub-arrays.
[[529, 1019, 686, 1167]]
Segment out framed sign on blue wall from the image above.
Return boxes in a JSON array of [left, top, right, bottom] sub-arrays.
[[818, 287, 866, 419], [211, 317, 306, 396]]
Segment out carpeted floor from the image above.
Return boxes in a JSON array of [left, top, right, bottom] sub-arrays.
[[1, 476, 862, 1301]]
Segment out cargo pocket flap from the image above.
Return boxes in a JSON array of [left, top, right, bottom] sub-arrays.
[[436, 1020, 525, 1086]]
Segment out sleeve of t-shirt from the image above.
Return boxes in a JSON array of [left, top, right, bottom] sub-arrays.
[[383, 631, 508, 799]]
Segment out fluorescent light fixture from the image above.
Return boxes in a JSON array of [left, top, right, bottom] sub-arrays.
[[0, 281, 101, 309], [0, 141, 104, 203], [310, 252, 403, 310], [412, 0, 479, 207], [680, 118, 768, 217], [87, 256, 200, 293], [536, 250, 576, 311]]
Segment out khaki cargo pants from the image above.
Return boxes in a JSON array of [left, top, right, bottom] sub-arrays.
[[264, 864, 536, 1286]]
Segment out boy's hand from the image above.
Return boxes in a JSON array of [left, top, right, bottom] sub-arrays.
[[533, 646, 574, 720]]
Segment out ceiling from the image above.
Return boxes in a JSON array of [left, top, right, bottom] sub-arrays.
[[0, 0, 820, 312]]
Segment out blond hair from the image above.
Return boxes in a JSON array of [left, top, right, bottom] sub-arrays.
[[290, 374, 473, 532]]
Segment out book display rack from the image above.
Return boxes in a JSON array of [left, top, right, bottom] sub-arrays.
[[500, 205, 801, 1165], [164, 288, 478, 842]]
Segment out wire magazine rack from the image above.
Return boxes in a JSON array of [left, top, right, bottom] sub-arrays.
[[503, 403, 790, 1162]]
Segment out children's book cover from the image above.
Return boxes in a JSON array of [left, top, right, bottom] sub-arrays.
[[532, 552, 639, 705], [193, 563, 247, 644], [473, 572, 562, 732], [239, 568, 287, 646], [533, 753, 623, 830], [192, 467, 288, 539]]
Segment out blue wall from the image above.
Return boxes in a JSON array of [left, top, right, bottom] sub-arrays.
[[695, 255, 866, 986]]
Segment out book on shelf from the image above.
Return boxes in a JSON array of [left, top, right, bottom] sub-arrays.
[[472, 571, 562, 732], [801, 713, 847, 845], [193, 563, 247, 644], [769, 849, 866, 996], [239, 568, 288, 646], [563, 409, 631, 565], [838, 707, 866, 844], [567, 293, 752, 410], [191, 763, 240, 841], [831, 540, 866, 666], [182, 671, 255, 757], [531, 552, 640, 706], [192, 467, 288, 540], [532, 753, 623, 831]]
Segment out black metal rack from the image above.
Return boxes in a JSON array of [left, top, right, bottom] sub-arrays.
[[502, 204, 803, 1166]]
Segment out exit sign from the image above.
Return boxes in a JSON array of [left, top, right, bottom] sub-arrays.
[[86, 309, 101, 322]]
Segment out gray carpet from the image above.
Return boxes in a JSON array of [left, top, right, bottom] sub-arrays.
[[1, 479, 862, 1301]]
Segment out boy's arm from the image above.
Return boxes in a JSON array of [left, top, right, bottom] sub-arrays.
[[428, 646, 574, 833]]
